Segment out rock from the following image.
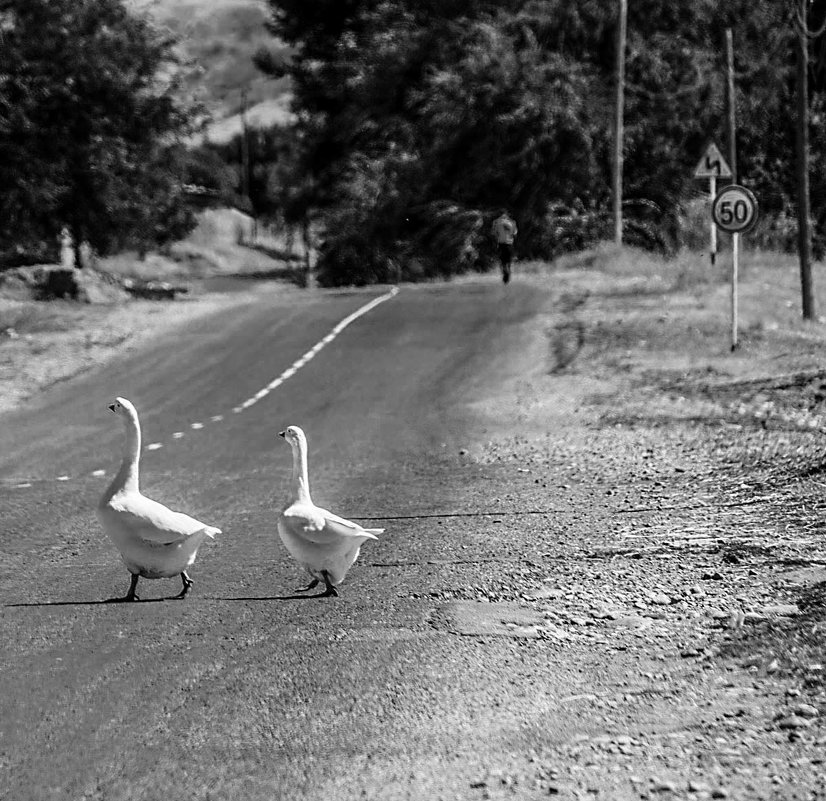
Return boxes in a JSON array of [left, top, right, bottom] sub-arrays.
[[649, 592, 671, 605], [792, 703, 819, 718], [777, 715, 812, 730], [711, 790, 729, 799], [762, 604, 800, 617], [702, 571, 724, 581], [607, 614, 650, 630], [688, 779, 712, 793]]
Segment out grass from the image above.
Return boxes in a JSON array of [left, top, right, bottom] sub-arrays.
[[0, 301, 86, 336]]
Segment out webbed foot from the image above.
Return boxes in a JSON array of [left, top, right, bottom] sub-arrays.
[[173, 571, 193, 600]]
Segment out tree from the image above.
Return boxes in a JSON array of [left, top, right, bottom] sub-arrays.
[[259, 0, 826, 284], [0, 0, 195, 265]]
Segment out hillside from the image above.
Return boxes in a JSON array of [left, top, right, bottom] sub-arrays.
[[129, 0, 292, 141]]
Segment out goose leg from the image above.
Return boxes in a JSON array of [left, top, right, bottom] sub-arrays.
[[106, 573, 140, 602], [125, 573, 140, 601], [320, 571, 339, 597], [174, 571, 193, 600], [294, 578, 320, 593]]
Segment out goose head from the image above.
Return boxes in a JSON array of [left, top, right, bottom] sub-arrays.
[[278, 425, 307, 451], [108, 396, 138, 419]]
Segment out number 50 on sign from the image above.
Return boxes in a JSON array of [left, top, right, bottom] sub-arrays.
[[712, 184, 758, 234]]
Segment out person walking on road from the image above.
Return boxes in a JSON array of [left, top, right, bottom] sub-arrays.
[[491, 209, 518, 284]]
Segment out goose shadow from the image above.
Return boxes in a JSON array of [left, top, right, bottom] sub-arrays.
[[6, 595, 185, 608], [212, 592, 335, 602]]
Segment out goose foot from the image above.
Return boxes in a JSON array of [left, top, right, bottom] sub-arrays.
[[320, 571, 338, 598], [294, 579, 320, 593], [173, 571, 193, 600], [107, 573, 140, 602]]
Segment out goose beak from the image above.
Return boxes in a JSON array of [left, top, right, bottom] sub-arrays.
[[278, 430, 285, 438], [108, 403, 116, 413]]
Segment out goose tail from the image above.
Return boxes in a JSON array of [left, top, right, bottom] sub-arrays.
[[362, 527, 384, 539], [202, 526, 221, 539]]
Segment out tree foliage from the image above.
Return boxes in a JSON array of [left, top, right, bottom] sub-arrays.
[[258, 0, 826, 284], [0, 0, 196, 264]]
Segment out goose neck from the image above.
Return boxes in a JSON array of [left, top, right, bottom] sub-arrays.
[[291, 442, 312, 503], [114, 412, 141, 494]]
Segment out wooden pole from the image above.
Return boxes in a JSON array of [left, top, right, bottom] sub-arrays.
[[725, 29, 737, 184], [795, 0, 816, 320], [612, 0, 627, 246]]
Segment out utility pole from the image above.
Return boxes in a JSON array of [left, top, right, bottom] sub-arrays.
[[612, 0, 627, 246], [239, 89, 256, 243], [794, 0, 816, 320], [240, 90, 250, 202], [725, 29, 737, 184]]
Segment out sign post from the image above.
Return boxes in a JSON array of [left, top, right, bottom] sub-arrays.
[[694, 143, 732, 266], [711, 184, 759, 351]]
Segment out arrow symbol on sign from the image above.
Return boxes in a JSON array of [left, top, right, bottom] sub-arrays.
[[693, 143, 732, 179]]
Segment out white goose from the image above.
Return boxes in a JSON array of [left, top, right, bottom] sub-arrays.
[[277, 425, 382, 597], [97, 397, 220, 601]]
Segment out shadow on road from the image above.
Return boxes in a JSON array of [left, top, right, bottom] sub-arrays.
[[6, 596, 181, 607], [211, 593, 334, 602], [6, 593, 336, 607]]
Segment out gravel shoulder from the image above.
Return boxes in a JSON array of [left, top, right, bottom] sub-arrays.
[[437, 251, 826, 800]]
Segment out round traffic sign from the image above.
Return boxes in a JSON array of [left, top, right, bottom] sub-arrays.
[[712, 184, 759, 234]]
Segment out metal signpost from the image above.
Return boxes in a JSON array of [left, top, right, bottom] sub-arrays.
[[711, 184, 759, 351], [694, 143, 733, 266]]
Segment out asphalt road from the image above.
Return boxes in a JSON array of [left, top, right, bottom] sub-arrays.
[[0, 278, 558, 800]]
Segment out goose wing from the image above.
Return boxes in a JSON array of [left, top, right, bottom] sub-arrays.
[[283, 502, 382, 545], [106, 493, 219, 545]]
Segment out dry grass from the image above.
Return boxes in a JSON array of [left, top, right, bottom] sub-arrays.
[[99, 208, 301, 282]]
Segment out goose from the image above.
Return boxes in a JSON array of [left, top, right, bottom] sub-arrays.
[[97, 397, 220, 601], [277, 425, 382, 597]]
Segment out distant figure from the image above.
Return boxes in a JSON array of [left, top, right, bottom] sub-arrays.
[[491, 210, 517, 284], [58, 227, 75, 269]]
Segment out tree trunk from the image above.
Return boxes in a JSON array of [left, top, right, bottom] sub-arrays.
[[795, 4, 816, 320]]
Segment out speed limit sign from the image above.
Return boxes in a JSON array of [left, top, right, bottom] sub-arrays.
[[712, 184, 759, 234]]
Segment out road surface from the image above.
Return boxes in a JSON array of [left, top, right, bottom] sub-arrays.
[[0, 278, 561, 800]]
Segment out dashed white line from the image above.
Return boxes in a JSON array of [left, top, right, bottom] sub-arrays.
[[8, 287, 399, 487]]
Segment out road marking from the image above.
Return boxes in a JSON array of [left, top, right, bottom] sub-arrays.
[[5, 287, 400, 488]]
